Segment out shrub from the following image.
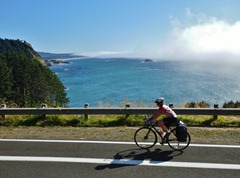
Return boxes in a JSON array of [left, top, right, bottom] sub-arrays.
[[185, 101, 210, 108], [196, 101, 210, 108], [223, 100, 240, 108], [185, 101, 195, 108]]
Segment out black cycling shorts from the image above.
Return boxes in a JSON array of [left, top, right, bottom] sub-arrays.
[[163, 117, 179, 127]]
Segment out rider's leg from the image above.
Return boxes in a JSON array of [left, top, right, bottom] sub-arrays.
[[158, 120, 169, 133], [156, 120, 163, 135], [158, 120, 170, 143]]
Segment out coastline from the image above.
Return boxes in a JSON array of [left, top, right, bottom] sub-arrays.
[[38, 51, 88, 66], [45, 56, 88, 66]]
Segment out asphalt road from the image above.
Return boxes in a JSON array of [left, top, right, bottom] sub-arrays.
[[0, 139, 239, 178]]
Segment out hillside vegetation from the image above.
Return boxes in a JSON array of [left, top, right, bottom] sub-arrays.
[[0, 38, 69, 107]]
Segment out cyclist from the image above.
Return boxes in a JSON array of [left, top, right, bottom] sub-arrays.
[[147, 98, 179, 141]]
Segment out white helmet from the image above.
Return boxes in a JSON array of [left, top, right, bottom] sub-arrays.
[[154, 98, 164, 104]]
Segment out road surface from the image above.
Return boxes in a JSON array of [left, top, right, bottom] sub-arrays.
[[0, 139, 239, 178]]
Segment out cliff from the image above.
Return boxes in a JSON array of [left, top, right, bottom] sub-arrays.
[[0, 38, 47, 66]]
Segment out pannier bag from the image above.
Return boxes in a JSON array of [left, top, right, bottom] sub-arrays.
[[176, 124, 188, 142]]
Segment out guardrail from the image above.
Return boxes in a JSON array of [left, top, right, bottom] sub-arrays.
[[0, 107, 239, 116]]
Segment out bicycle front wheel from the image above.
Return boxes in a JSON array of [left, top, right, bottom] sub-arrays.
[[167, 131, 191, 151], [134, 127, 157, 149]]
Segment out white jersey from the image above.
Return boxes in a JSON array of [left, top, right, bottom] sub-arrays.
[[158, 105, 177, 118]]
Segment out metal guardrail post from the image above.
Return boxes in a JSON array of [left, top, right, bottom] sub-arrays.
[[84, 103, 89, 120], [42, 104, 47, 108], [213, 104, 218, 120], [125, 104, 130, 117], [0, 104, 6, 120], [42, 104, 47, 118]]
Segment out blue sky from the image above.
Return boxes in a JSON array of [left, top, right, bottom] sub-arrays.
[[1, 0, 240, 60]]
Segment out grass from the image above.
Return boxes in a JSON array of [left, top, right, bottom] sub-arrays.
[[0, 114, 239, 145], [179, 115, 240, 127], [1, 100, 239, 144], [1, 114, 240, 127], [0, 126, 239, 145]]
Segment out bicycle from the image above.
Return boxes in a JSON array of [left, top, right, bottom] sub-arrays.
[[134, 118, 191, 151]]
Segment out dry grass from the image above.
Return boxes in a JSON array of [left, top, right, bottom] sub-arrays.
[[0, 126, 239, 145]]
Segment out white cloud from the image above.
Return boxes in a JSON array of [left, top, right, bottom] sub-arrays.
[[159, 9, 240, 61], [179, 20, 240, 54], [137, 9, 240, 62]]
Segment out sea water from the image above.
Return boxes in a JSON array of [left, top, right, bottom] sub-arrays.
[[50, 57, 240, 107]]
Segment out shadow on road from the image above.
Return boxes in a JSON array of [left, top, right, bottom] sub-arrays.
[[95, 148, 183, 170]]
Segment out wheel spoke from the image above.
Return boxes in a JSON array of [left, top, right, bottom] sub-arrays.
[[134, 127, 157, 149]]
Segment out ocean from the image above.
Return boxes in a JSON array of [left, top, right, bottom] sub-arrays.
[[50, 57, 240, 108]]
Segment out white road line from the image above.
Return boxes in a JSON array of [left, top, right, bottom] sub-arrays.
[[0, 156, 239, 170], [0, 139, 240, 148]]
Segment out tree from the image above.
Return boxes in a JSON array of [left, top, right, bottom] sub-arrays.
[[0, 57, 13, 99], [0, 39, 69, 107]]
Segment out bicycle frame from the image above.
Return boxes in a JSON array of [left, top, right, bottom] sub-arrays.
[[147, 124, 177, 142]]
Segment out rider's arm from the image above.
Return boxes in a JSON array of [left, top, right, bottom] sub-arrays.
[[150, 110, 161, 121]]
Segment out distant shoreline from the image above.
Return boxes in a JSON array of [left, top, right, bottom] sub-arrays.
[[38, 51, 87, 66]]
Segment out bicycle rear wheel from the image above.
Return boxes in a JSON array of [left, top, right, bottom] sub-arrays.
[[134, 127, 157, 149], [167, 131, 191, 151]]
